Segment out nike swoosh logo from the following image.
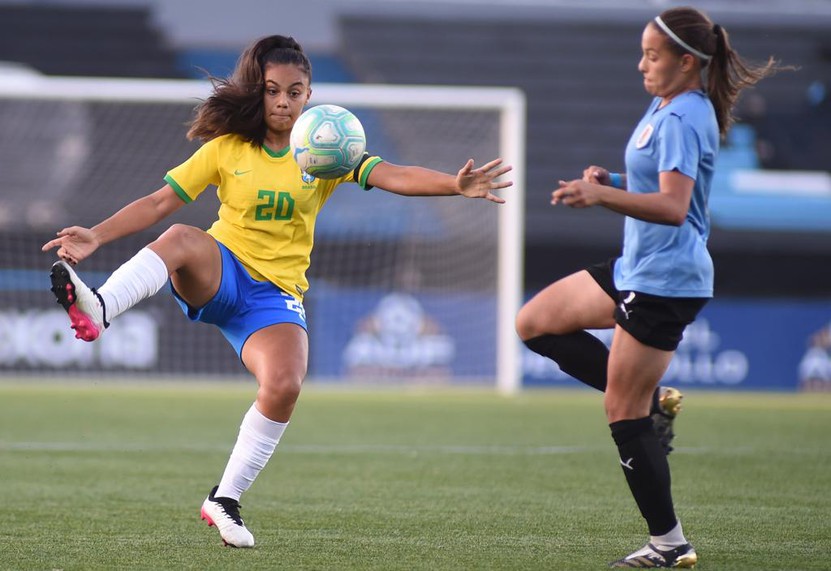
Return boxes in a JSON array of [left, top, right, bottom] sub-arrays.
[[620, 457, 635, 471], [234, 169, 251, 176]]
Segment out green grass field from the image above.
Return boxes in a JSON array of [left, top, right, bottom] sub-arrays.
[[0, 382, 828, 570]]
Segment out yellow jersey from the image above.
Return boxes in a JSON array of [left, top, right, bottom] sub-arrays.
[[164, 134, 382, 299]]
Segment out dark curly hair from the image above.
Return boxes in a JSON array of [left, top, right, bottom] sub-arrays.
[[187, 35, 312, 145]]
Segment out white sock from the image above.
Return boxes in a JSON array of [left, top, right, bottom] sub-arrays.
[[97, 247, 169, 320], [651, 520, 687, 550], [215, 404, 288, 501]]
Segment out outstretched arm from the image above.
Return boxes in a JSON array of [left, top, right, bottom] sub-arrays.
[[41, 184, 185, 265], [551, 170, 693, 226], [366, 158, 512, 204]]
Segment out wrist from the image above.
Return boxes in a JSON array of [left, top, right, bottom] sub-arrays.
[[608, 173, 623, 189], [90, 226, 107, 247]]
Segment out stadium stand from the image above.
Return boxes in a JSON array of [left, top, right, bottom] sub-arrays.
[[336, 12, 831, 296], [0, 4, 181, 78], [1, 2, 829, 297]]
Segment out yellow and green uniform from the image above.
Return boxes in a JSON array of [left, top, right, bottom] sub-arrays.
[[164, 134, 382, 299]]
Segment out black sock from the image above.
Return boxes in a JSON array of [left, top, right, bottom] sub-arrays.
[[524, 334, 663, 413], [524, 333, 609, 392], [610, 417, 677, 536]]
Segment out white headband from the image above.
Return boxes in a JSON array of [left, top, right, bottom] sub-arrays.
[[654, 16, 712, 61]]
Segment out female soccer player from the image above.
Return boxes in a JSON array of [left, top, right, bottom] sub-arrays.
[[42, 34, 511, 548], [515, 7, 780, 568]]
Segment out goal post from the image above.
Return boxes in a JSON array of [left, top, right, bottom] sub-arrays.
[[0, 75, 526, 393]]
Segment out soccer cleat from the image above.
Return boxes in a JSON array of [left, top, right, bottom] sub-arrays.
[[200, 486, 255, 548], [49, 261, 109, 342], [651, 387, 683, 455], [609, 542, 698, 568]]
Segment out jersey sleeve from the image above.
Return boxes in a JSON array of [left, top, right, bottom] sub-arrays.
[[656, 114, 701, 181], [163, 138, 223, 203], [352, 153, 384, 190]]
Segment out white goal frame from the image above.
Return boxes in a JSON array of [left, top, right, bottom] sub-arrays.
[[0, 75, 526, 394]]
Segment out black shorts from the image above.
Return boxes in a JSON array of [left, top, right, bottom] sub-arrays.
[[586, 258, 709, 351]]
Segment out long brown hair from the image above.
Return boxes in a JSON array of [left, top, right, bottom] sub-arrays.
[[187, 35, 312, 145], [655, 6, 785, 137]]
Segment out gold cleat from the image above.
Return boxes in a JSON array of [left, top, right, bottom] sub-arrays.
[[651, 387, 684, 455], [609, 542, 697, 568], [658, 387, 684, 417]]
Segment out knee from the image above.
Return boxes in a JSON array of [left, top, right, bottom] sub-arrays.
[[152, 224, 206, 268], [156, 224, 211, 256], [257, 369, 304, 410], [515, 304, 543, 341], [156, 224, 199, 249]]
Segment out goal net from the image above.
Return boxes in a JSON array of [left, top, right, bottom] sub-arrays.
[[0, 75, 525, 393]]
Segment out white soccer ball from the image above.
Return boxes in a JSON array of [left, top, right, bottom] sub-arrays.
[[290, 104, 367, 179]]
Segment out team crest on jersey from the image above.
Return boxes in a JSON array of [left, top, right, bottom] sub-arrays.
[[301, 171, 315, 184], [636, 124, 654, 149]]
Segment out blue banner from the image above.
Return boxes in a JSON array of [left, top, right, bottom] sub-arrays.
[[308, 285, 496, 381], [523, 297, 831, 392]]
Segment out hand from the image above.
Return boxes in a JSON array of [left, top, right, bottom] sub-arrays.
[[582, 165, 611, 185], [551, 179, 601, 208], [455, 158, 513, 203], [41, 226, 100, 265]]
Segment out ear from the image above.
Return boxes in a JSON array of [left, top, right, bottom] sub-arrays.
[[679, 53, 696, 73]]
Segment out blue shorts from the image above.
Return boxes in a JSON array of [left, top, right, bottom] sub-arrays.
[[171, 240, 307, 358]]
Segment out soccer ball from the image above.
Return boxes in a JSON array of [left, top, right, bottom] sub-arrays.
[[290, 104, 366, 179]]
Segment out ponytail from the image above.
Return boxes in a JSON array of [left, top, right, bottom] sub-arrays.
[[656, 7, 788, 138], [706, 23, 780, 137]]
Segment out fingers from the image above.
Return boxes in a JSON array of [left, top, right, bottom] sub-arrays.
[[56, 226, 81, 238], [582, 169, 600, 183], [477, 158, 503, 172], [458, 158, 475, 176], [551, 180, 571, 205], [42, 226, 82, 251], [583, 166, 608, 184], [486, 193, 506, 204], [488, 165, 513, 179], [59, 251, 78, 266], [41, 238, 62, 252]]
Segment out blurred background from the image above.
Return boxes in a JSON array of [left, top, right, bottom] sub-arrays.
[[1, 0, 830, 391]]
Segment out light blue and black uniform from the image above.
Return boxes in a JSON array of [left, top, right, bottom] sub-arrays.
[[615, 89, 718, 298]]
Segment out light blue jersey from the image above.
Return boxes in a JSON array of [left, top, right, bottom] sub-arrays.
[[614, 90, 718, 297]]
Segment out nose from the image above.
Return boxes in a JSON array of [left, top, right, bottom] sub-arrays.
[[274, 92, 289, 107]]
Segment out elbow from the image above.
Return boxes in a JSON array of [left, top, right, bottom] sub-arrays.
[[661, 204, 688, 226], [654, 211, 685, 227], [667, 212, 686, 227]]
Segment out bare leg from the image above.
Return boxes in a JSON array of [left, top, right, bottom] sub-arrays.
[[516, 270, 615, 338], [202, 323, 308, 547]]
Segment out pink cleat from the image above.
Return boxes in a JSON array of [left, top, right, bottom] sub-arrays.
[[49, 261, 109, 342], [201, 486, 255, 548]]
